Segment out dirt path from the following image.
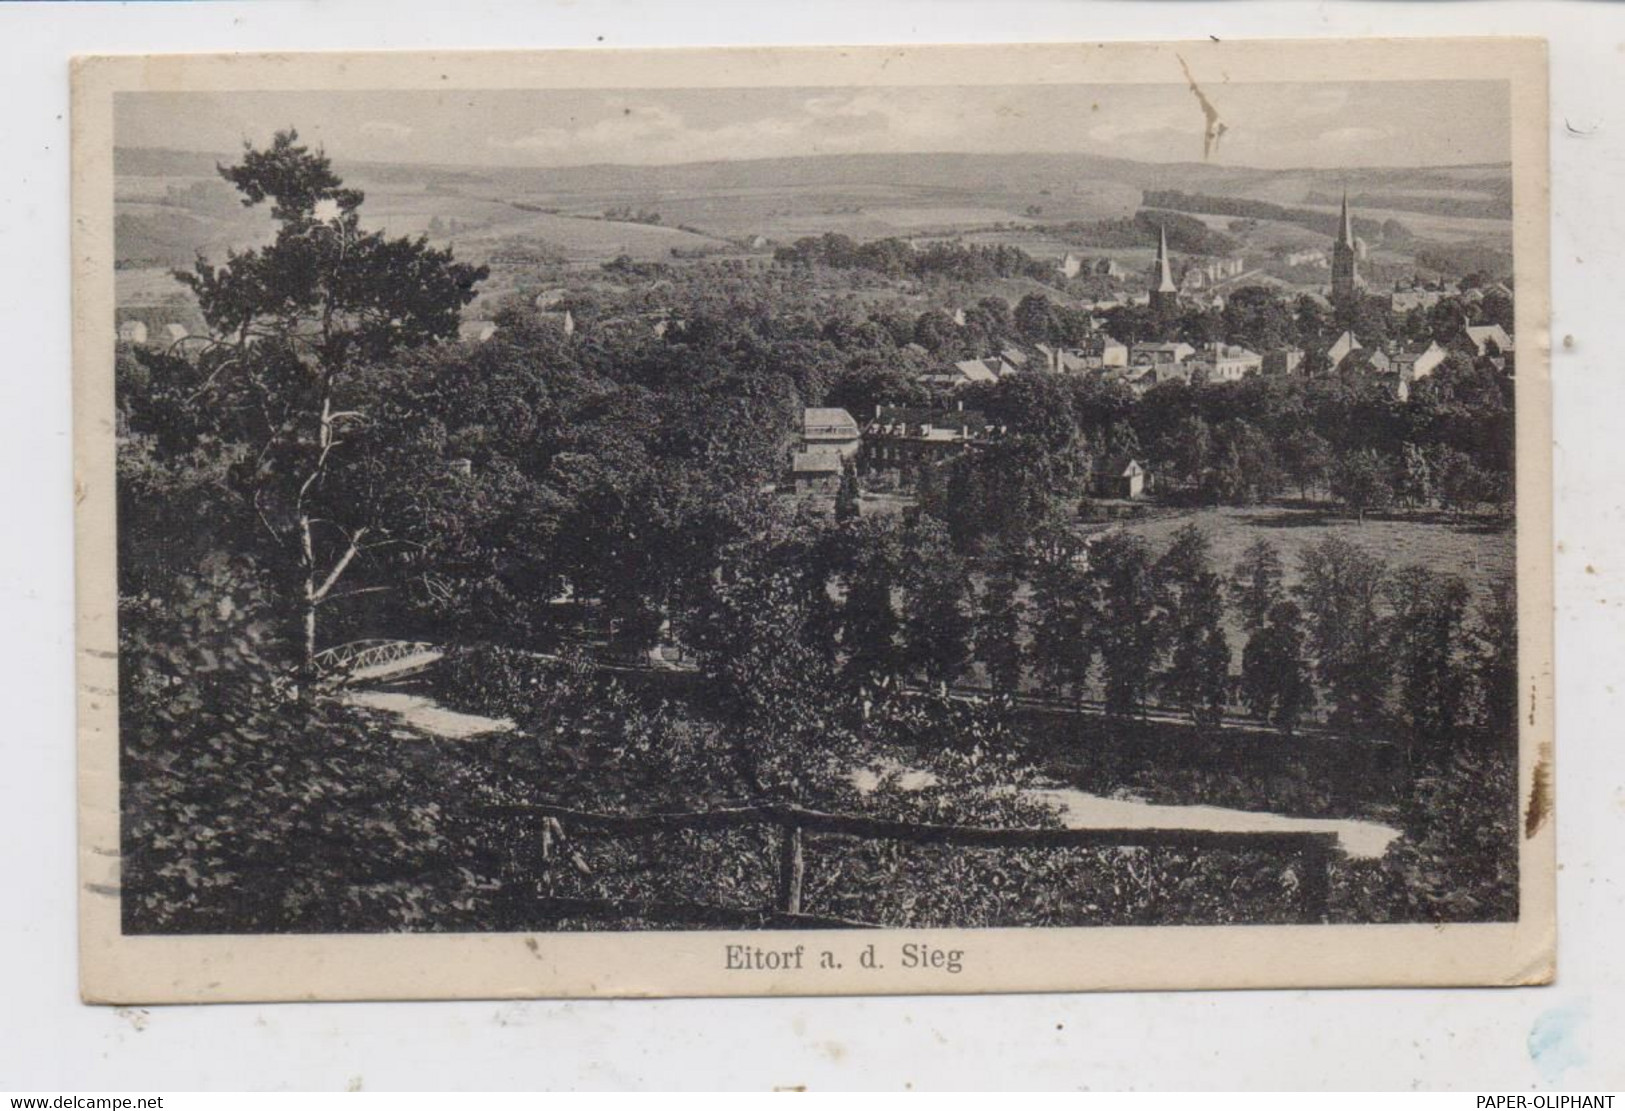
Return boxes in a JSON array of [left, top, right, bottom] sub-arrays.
[[367, 687, 1400, 860], [852, 761, 1401, 859], [1028, 787, 1400, 860], [346, 690, 514, 740]]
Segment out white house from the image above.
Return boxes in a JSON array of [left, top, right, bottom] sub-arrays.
[[1464, 323, 1514, 358], [1326, 330, 1363, 370]]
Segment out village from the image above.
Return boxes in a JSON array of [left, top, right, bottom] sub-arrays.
[[782, 195, 1513, 504]]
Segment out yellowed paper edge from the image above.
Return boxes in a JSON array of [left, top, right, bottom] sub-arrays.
[[73, 38, 1554, 1003]]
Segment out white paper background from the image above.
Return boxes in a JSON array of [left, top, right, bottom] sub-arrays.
[[2, 0, 1620, 1091]]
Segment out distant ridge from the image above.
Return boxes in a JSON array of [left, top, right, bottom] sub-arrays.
[[115, 145, 1512, 199]]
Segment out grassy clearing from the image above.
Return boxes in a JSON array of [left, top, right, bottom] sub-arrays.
[[1108, 502, 1512, 598], [1096, 501, 1513, 667]]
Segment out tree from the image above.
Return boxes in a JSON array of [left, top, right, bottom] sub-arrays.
[[1204, 418, 1280, 505], [1230, 538, 1285, 632], [834, 456, 861, 521], [1221, 286, 1294, 351], [1026, 517, 1092, 701], [1279, 428, 1332, 501], [1297, 537, 1390, 730], [1396, 441, 1434, 510], [1153, 413, 1212, 494], [1240, 600, 1316, 734], [1434, 447, 1488, 515], [1153, 526, 1231, 725], [1472, 577, 1518, 738], [178, 130, 487, 672], [899, 518, 974, 690], [1089, 531, 1160, 718], [1014, 292, 1061, 344], [1292, 293, 1332, 354], [1386, 566, 1473, 749], [839, 517, 904, 689], [940, 454, 988, 550], [1329, 448, 1394, 523], [974, 543, 1028, 696]]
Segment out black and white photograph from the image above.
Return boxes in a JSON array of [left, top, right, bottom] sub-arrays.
[[72, 40, 1553, 1001]]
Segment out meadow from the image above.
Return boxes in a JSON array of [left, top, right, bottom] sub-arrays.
[[1098, 501, 1514, 668]]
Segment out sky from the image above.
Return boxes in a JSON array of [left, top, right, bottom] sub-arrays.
[[116, 81, 1510, 171]]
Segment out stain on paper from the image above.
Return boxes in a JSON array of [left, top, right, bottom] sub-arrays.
[[1528, 1002, 1587, 1084], [1177, 54, 1227, 159], [1525, 744, 1553, 838]]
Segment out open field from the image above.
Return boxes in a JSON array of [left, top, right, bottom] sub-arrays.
[[1106, 503, 1512, 594], [1092, 501, 1514, 667]]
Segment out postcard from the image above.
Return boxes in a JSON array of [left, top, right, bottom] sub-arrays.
[[74, 38, 1552, 1001]]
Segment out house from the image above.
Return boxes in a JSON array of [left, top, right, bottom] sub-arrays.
[[791, 450, 843, 495], [1263, 346, 1306, 376], [117, 320, 148, 345], [1464, 323, 1514, 358], [458, 320, 499, 343], [1057, 252, 1083, 279], [1391, 341, 1448, 384], [1092, 454, 1147, 499], [1034, 344, 1093, 375], [533, 288, 569, 309], [1281, 247, 1327, 268], [1094, 258, 1126, 279], [1187, 257, 1245, 287], [1086, 333, 1130, 368], [950, 357, 1014, 384], [1326, 330, 1363, 371], [1195, 343, 1263, 383], [162, 323, 189, 346], [1130, 341, 1195, 368], [801, 407, 862, 459], [1390, 286, 1443, 313], [1351, 349, 1393, 375], [863, 404, 996, 470], [999, 345, 1030, 370], [1102, 365, 1161, 397]]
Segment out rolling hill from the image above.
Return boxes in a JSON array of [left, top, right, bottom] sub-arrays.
[[114, 145, 1513, 306]]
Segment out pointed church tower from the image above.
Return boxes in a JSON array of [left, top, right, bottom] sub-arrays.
[[1149, 224, 1179, 315], [1331, 189, 1360, 307]]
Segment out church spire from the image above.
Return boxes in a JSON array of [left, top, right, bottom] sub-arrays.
[[1148, 223, 1178, 317], [1153, 224, 1177, 294], [1331, 188, 1359, 305]]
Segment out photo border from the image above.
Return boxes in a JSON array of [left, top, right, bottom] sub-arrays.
[[73, 38, 1553, 1003]]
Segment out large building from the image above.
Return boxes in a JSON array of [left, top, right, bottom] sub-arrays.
[[1331, 191, 1360, 307], [800, 407, 862, 459], [862, 404, 997, 470], [1148, 225, 1179, 316]]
